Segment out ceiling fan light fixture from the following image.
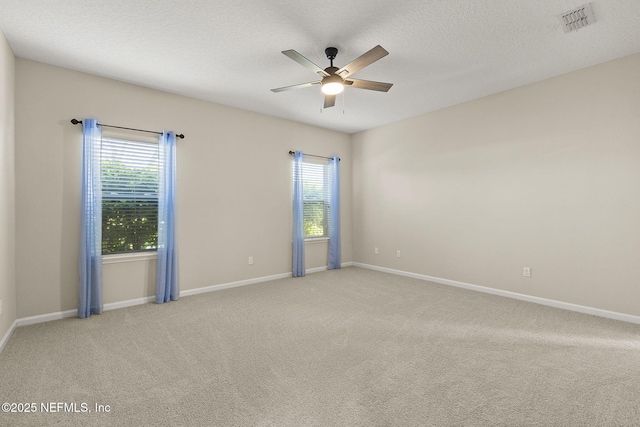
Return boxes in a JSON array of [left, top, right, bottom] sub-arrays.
[[322, 82, 344, 95], [321, 74, 344, 95]]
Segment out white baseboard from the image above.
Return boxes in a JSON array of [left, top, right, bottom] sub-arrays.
[[180, 272, 293, 297], [0, 319, 19, 354], [181, 262, 353, 297], [353, 263, 640, 325], [14, 297, 157, 328], [305, 261, 353, 275], [105, 296, 157, 310], [16, 309, 77, 327], [2, 261, 356, 353]]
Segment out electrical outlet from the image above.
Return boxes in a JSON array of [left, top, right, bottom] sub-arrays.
[[248, 256, 253, 265], [397, 250, 401, 258], [374, 247, 379, 255], [523, 267, 531, 277]]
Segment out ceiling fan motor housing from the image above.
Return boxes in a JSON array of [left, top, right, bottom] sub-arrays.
[[322, 73, 343, 85]]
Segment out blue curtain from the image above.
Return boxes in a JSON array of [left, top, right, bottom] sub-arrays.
[[79, 118, 103, 318], [292, 151, 305, 277], [156, 131, 179, 303], [328, 156, 341, 269]]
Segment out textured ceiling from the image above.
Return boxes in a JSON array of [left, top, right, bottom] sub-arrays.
[[1, 0, 640, 134]]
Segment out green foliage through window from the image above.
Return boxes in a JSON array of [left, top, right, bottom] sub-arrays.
[[101, 137, 159, 254], [304, 201, 327, 237], [298, 161, 331, 238]]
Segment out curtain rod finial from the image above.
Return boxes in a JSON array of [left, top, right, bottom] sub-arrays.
[[71, 119, 81, 125]]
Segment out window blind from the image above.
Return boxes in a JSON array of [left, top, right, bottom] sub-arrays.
[[300, 161, 331, 238], [101, 137, 159, 254]]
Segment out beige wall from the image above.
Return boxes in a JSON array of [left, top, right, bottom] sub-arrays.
[[0, 30, 16, 338], [353, 53, 640, 317], [13, 52, 640, 320], [15, 59, 352, 318]]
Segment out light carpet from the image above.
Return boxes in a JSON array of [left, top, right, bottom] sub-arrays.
[[1, 267, 640, 426]]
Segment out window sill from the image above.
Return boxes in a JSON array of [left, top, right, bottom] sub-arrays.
[[102, 252, 158, 264], [305, 237, 329, 244]]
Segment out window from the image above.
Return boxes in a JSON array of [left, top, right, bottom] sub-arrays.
[[101, 137, 159, 254], [295, 161, 331, 238]]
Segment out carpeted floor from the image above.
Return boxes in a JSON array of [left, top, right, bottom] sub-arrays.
[[1, 266, 640, 426]]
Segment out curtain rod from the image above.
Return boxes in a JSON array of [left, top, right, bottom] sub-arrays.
[[289, 150, 340, 161], [71, 119, 185, 139]]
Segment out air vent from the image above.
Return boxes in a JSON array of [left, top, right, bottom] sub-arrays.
[[558, 3, 595, 33]]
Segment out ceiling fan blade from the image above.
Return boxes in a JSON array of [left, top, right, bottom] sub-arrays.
[[271, 81, 321, 93], [344, 78, 393, 92], [282, 50, 330, 77], [336, 45, 389, 77], [323, 94, 336, 108]]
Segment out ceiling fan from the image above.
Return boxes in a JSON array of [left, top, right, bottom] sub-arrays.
[[271, 45, 393, 108]]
